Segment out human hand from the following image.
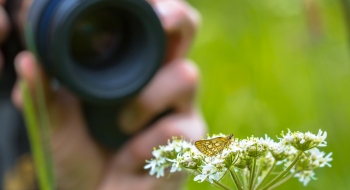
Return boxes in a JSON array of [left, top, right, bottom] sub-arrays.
[[11, 0, 206, 190]]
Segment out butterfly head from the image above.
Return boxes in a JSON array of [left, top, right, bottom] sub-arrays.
[[227, 134, 234, 140]]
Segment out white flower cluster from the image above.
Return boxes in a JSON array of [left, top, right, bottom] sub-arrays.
[[144, 137, 193, 178], [281, 129, 327, 151], [144, 130, 332, 190], [291, 148, 333, 186]]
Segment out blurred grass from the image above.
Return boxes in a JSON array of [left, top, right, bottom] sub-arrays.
[[186, 0, 350, 189]]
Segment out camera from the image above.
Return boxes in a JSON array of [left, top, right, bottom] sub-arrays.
[[25, 0, 166, 149]]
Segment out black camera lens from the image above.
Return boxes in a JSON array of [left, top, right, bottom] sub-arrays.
[[26, 0, 166, 148], [70, 8, 125, 70], [26, 0, 165, 103]]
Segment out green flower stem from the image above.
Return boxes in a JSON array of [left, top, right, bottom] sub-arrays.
[[254, 160, 276, 190], [213, 179, 233, 190], [20, 81, 54, 190], [35, 67, 55, 188], [229, 167, 243, 190], [261, 151, 303, 190], [252, 158, 262, 189], [242, 170, 248, 189], [267, 172, 295, 190], [249, 158, 257, 190]]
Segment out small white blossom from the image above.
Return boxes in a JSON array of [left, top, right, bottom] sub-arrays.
[[319, 152, 333, 167], [269, 141, 289, 161], [194, 163, 227, 183], [193, 173, 208, 182], [294, 170, 317, 186], [240, 136, 268, 158], [152, 148, 163, 158], [316, 130, 328, 147], [168, 155, 183, 173], [144, 159, 157, 174], [144, 158, 166, 178], [194, 164, 215, 183]]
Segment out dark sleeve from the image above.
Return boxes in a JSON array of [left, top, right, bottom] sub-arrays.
[[0, 98, 31, 190]]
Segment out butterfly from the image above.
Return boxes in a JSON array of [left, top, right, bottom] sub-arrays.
[[195, 134, 234, 156]]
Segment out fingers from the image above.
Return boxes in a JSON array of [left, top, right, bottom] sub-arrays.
[[111, 109, 206, 172], [11, 51, 36, 109], [118, 0, 201, 134], [11, 51, 51, 109], [150, 0, 200, 62], [118, 59, 199, 134]]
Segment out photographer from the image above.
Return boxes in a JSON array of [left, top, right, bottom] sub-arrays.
[[0, 0, 207, 189]]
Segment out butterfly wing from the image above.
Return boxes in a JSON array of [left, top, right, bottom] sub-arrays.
[[195, 137, 228, 156]]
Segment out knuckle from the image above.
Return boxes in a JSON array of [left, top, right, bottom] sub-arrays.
[[177, 60, 200, 88], [182, 1, 201, 30]]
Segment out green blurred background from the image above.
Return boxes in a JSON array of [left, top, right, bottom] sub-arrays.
[[185, 0, 349, 189]]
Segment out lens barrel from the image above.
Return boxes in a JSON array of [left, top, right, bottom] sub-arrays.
[[25, 0, 166, 148], [25, 0, 165, 104]]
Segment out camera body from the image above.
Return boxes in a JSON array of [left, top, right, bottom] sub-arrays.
[[25, 0, 166, 148]]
